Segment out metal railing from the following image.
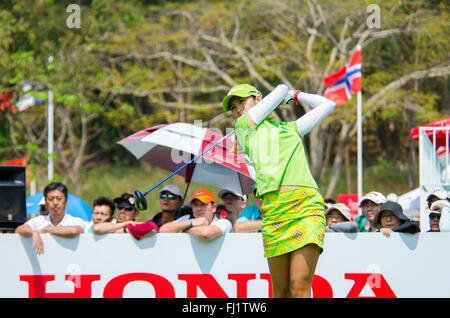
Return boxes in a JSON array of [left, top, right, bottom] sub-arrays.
[[419, 126, 450, 231]]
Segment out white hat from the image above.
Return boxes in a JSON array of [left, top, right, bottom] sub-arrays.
[[426, 189, 448, 202], [39, 197, 45, 206], [359, 191, 387, 206], [325, 203, 351, 222], [219, 189, 247, 201], [159, 185, 183, 198]]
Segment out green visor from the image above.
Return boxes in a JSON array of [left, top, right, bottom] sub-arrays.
[[222, 84, 262, 112]]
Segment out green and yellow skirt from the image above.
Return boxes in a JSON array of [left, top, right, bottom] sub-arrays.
[[260, 187, 326, 258]]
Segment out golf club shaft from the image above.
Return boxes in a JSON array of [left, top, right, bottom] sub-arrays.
[[143, 129, 236, 196]]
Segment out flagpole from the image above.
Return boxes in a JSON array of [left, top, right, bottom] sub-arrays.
[[356, 44, 363, 205], [47, 89, 54, 181]]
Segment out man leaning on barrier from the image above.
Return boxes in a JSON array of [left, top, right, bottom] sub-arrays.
[[15, 182, 86, 255], [160, 189, 232, 241]]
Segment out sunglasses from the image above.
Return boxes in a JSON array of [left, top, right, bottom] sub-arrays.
[[160, 193, 178, 200], [117, 204, 134, 211]]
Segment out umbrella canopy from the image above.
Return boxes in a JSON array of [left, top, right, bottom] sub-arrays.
[[410, 117, 450, 148], [118, 123, 255, 195], [26, 192, 93, 221]]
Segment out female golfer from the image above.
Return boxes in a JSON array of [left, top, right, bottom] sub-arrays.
[[222, 83, 335, 298]]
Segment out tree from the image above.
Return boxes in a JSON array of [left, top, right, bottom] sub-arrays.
[[0, 0, 448, 198]]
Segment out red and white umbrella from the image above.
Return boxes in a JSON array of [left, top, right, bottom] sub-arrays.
[[117, 123, 255, 196]]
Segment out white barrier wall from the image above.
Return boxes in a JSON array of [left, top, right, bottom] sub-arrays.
[[1, 233, 449, 298]]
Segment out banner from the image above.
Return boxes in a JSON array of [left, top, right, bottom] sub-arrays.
[[337, 194, 361, 221], [1, 233, 449, 298]]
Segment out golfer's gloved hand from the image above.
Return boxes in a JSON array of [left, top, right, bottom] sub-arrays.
[[284, 90, 301, 105]]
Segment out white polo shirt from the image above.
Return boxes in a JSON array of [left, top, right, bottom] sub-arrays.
[[25, 214, 86, 232], [176, 214, 232, 234]]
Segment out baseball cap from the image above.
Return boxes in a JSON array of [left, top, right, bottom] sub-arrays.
[[159, 185, 183, 199], [359, 191, 387, 206], [191, 189, 216, 204], [426, 189, 448, 202], [113, 193, 135, 206], [325, 203, 351, 222], [222, 84, 262, 112], [218, 189, 247, 201]]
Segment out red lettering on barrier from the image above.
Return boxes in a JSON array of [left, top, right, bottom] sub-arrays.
[[20, 275, 100, 298], [18, 272, 396, 298], [178, 274, 229, 298], [228, 273, 257, 298], [103, 273, 175, 298], [259, 273, 273, 298], [312, 275, 333, 298], [345, 273, 396, 298]]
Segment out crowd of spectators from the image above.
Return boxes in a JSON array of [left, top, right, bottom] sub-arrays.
[[13, 181, 450, 254]]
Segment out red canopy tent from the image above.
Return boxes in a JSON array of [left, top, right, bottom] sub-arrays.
[[410, 117, 450, 148]]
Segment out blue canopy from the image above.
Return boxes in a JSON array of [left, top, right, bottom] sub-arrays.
[[26, 192, 93, 222]]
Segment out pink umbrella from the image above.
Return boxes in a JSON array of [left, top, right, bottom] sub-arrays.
[[117, 123, 255, 198]]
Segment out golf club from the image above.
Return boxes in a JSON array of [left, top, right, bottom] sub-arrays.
[[134, 129, 236, 211]]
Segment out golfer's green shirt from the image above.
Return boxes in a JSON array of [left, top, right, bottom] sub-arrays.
[[235, 112, 318, 197]]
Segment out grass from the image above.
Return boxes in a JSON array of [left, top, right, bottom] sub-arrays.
[[319, 162, 418, 199]]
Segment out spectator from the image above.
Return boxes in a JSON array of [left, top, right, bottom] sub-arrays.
[[354, 191, 387, 232], [429, 199, 450, 232], [85, 196, 115, 233], [152, 185, 183, 229], [324, 197, 336, 210], [426, 189, 449, 209], [432, 200, 450, 232], [218, 189, 247, 225], [234, 185, 263, 233], [325, 203, 359, 233], [38, 197, 48, 216], [373, 201, 420, 236], [93, 193, 157, 239], [159, 189, 232, 241], [93, 193, 139, 234], [15, 182, 85, 255]]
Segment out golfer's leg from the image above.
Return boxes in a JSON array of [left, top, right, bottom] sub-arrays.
[[289, 244, 321, 298], [267, 253, 290, 298]]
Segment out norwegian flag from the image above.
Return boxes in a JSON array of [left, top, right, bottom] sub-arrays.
[[323, 49, 361, 105]]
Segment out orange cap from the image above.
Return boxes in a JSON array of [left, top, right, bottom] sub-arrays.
[[191, 189, 215, 204]]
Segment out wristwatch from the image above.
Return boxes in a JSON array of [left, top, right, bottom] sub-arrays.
[[123, 226, 128, 233]]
